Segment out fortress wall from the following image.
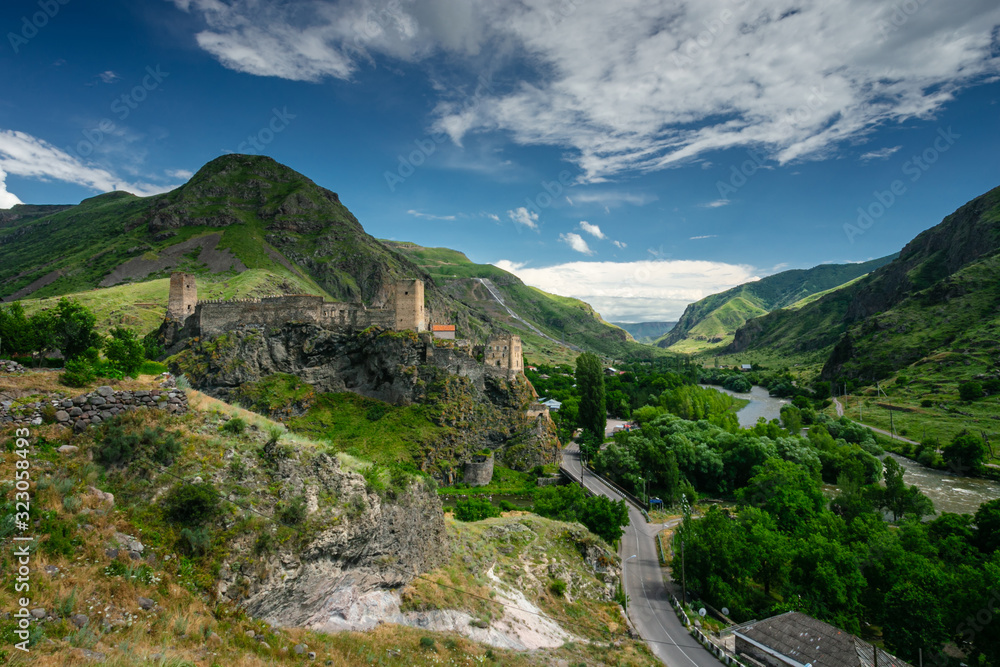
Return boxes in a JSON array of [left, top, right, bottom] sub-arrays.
[[198, 297, 325, 337], [463, 452, 495, 487]]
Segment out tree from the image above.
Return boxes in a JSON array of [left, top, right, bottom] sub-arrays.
[[974, 498, 1000, 554], [576, 352, 606, 453], [52, 299, 101, 360], [942, 430, 988, 474], [578, 495, 629, 546], [0, 302, 35, 357], [959, 380, 984, 402], [737, 458, 824, 535], [104, 327, 145, 375], [454, 498, 501, 522]]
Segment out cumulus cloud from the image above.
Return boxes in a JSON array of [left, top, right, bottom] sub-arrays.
[[173, 1, 1000, 182], [578, 220, 605, 239], [559, 232, 594, 255], [166, 168, 194, 180], [612, 240, 627, 249], [507, 206, 539, 230], [0, 129, 182, 197], [0, 168, 23, 208], [493, 259, 760, 321], [860, 146, 904, 161]]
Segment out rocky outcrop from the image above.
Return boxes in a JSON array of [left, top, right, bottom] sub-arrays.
[[169, 324, 560, 473], [215, 451, 449, 630]]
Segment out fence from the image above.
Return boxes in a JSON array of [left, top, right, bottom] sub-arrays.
[[669, 594, 749, 667]]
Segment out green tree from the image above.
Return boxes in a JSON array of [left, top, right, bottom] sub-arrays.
[[104, 327, 145, 375], [454, 498, 501, 522], [974, 498, 1000, 554], [578, 495, 629, 546], [576, 352, 606, 454], [959, 380, 984, 401], [52, 299, 101, 360], [0, 302, 35, 357], [737, 458, 824, 535], [942, 430, 988, 474], [164, 482, 220, 526]]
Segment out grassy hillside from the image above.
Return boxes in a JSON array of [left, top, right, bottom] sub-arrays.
[[786, 274, 868, 310], [0, 156, 652, 365], [386, 241, 651, 363], [611, 321, 676, 343], [658, 254, 896, 353]]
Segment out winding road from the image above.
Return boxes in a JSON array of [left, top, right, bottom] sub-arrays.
[[561, 442, 720, 667]]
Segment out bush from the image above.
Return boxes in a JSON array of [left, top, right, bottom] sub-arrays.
[[959, 381, 984, 402], [163, 482, 221, 526], [453, 498, 501, 522], [220, 417, 247, 434], [365, 403, 389, 421], [142, 332, 165, 361], [180, 526, 212, 556], [550, 579, 567, 597], [498, 499, 517, 512], [95, 422, 181, 468], [920, 399, 934, 408], [278, 495, 307, 525], [138, 360, 169, 375], [60, 357, 96, 388], [104, 327, 145, 376], [419, 637, 436, 650]]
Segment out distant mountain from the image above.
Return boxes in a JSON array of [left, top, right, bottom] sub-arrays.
[[0, 155, 646, 364], [730, 184, 1000, 383], [657, 255, 897, 353], [612, 321, 676, 343]]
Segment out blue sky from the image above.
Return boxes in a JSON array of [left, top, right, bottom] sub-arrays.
[[1, 0, 999, 321]]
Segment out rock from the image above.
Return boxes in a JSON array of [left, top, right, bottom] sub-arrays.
[[207, 632, 222, 648], [308, 651, 317, 659], [44, 565, 59, 576], [88, 396, 106, 406], [88, 486, 114, 506], [260, 642, 271, 650], [57, 445, 79, 455], [69, 406, 83, 417], [69, 648, 105, 661], [55, 410, 70, 422], [105, 548, 119, 559], [90, 416, 102, 425], [71, 613, 89, 628], [30, 608, 46, 619], [72, 395, 88, 405], [31, 417, 42, 426], [96, 386, 114, 397], [137, 597, 155, 610], [245, 630, 255, 638], [294, 644, 308, 655], [112, 532, 144, 555], [61, 399, 74, 408]]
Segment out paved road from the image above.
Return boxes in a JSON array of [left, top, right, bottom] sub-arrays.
[[562, 442, 720, 667], [832, 397, 919, 445]]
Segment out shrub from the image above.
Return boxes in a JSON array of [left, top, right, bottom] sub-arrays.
[[104, 327, 145, 375], [220, 417, 247, 435], [278, 495, 307, 526], [95, 423, 181, 468], [40, 512, 76, 557], [920, 399, 934, 408], [498, 499, 517, 512], [550, 579, 567, 597], [138, 360, 168, 375], [60, 357, 96, 388], [454, 498, 501, 522], [365, 403, 389, 421], [142, 332, 165, 361], [180, 526, 213, 555], [959, 381, 984, 402], [163, 482, 221, 526], [419, 637, 436, 650]]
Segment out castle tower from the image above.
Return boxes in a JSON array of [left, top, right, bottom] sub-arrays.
[[167, 272, 197, 321], [484, 333, 523, 375], [394, 279, 425, 332]]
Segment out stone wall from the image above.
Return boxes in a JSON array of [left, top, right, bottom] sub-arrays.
[[0, 379, 188, 431], [394, 279, 425, 332], [483, 333, 523, 377], [167, 272, 197, 321], [463, 452, 494, 486]]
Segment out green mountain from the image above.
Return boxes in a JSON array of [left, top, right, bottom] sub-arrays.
[[729, 184, 1000, 383], [0, 155, 642, 363], [611, 321, 676, 343], [657, 255, 897, 353]]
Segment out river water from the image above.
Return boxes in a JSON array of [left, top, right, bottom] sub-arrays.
[[703, 384, 1000, 515]]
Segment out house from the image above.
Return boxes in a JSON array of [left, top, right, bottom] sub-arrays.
[[732, 612, 913, 667], [605, 367, 618, 376], [540, 398, 562, 411], [740, 364, 753, 371], [431, 324, 456, 340], [526, 365, 538, 372]]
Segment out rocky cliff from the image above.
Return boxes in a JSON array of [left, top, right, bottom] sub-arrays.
[[168, 323, 560, 473]]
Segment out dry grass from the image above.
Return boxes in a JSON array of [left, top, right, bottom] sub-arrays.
[[0, 370, 166, 401]]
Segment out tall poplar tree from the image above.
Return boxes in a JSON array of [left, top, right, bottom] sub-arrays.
[[576, 352, 606, 454]]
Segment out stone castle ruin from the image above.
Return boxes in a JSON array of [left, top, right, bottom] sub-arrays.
[[165, 272, 522, 377]]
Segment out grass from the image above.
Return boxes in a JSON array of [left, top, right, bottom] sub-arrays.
[[437, 465, 539, 497], [287, 391, 446, 466]]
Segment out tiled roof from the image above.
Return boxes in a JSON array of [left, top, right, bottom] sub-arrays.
[[431, 325, 456, 331], [735, 612, 912, 667]]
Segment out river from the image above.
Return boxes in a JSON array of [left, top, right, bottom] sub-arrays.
[[704, 384, 1000, 515]]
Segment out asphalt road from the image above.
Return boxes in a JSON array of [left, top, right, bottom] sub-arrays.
[[562, 442, 720, 667]]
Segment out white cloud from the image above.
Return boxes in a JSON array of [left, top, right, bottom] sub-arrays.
[[173, 1, 1000, 182], [0, 168, 23, 208], [568, 190, 658, 207], [486, 212, 500, 223], [507, 206, 539, 230], [0, 129, 182, 197], [493, 258, 759, 321], [407, 209, 457, 221], [689, 234, 718, 240], [612, 240, 627, 249], [559, 232, 594, 255], [166, 168, 194, 180], [702, 199, 730, 208], [578, 220, 605, 239], [97, 70, 121, 84], [860, 145, 903, 161]]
